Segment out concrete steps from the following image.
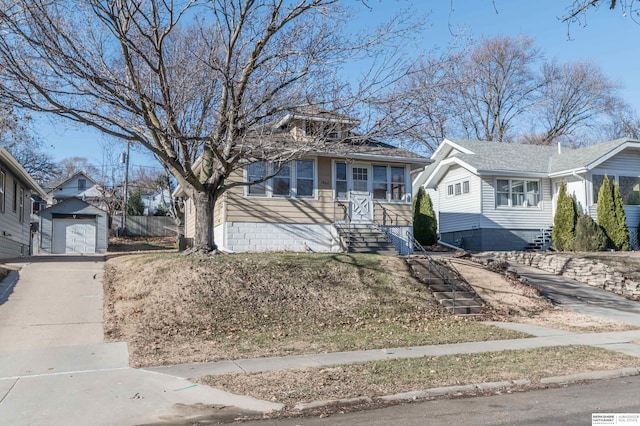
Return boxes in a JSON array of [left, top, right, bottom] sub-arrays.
[[336, 224, 398, 256], [407, 257, 484, 316]]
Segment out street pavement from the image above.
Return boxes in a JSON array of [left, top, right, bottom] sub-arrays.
[[1, 256, 640, 425]]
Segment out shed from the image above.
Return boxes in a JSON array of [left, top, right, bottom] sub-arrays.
[[39, 198, 108, 254]]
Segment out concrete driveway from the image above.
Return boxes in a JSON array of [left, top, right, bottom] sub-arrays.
[[0, 256, 277, 425], [508, 262, 640, 326]]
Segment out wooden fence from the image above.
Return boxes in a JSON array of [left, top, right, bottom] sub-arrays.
[[112, 215, 177, 237]]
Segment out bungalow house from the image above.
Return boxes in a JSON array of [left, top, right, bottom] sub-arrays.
[[0, 146, 47, 258], [177, 108, 431, 254], [413, 137, 640, 251]]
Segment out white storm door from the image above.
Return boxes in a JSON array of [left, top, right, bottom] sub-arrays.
[[350, 165, 373, 222]]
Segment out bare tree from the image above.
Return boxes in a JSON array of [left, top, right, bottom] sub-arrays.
[[531, 60, 623, 144], [563, 0, 640, 24], [0, 107, 60, 184], [0, 0, 415, 251], [454, 35, 543, 142], [57, 157, 100, 180], [375, 46, 464, 154]]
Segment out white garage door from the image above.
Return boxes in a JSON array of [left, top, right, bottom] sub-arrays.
[[52, 219, 97, 254]]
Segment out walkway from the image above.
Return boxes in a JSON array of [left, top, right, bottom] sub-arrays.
[[2, 256, 640, 425]]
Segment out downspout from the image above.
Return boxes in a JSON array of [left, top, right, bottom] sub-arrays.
[[437, 238, 465, 251], [572, 170, 587, 213]]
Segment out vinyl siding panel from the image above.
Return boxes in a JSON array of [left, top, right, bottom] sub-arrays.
[[373, 202, 411, 227], [481, 176, 553, 229], [184, 198, 196, 238], [437, 166, 482, 233], [594, 149, 640, 173], [0, 172, 32, 258], [226, 187, 336, 224]]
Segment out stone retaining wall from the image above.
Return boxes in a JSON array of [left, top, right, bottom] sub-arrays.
[[484, 251, 640, 297]]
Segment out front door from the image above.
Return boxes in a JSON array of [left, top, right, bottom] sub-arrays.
[[350, 165, 373, 222]]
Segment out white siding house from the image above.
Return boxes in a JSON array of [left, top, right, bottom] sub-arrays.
[[414, 138, 640, 251]]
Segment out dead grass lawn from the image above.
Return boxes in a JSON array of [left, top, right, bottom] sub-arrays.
[[103, 253, 525, 367], [200, 345, 640, 407]]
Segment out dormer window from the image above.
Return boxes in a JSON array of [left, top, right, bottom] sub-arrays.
[[304, 121, 341, 140], [78, 179, 86, 190]]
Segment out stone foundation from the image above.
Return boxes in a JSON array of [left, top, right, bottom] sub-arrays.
[[484, 251, 640, 298]]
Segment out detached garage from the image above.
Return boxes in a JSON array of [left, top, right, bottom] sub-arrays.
[[39, 198, 108, 254]]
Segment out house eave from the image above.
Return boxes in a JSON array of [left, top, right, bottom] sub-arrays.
[[0, 147, 47, 198], [317, 152, 432, 166], [548, 168, 588, 178], [475, 170, 549, 178]]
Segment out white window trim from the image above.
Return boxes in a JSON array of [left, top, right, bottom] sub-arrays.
[[495, 178, 542, 209], [446, 179, 470, 198], [332, 161, 411, 204], [18, 187, 24, 223], [0, 170, 5, 213], [245, 159, 318, 200]]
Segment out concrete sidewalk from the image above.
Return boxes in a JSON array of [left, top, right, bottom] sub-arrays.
[[2, 255, 640, 425], [0, 256, 281, 426], [144, 324, 640, 380]]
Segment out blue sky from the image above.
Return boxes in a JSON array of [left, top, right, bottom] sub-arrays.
[[35, 0, 639, 167]]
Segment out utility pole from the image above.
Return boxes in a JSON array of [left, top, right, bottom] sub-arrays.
[[120, 141, 130, 235]]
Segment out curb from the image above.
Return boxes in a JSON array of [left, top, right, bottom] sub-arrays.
[[292, 369, 640, 412], [540, 367, 640, 385]]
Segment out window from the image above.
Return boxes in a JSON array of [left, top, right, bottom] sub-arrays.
[[296, 160, 314, 197], [247, 161, 268, 196], [12, 180, 17, 211], [0, 171, 4, 212], [373, 165, 387, 200], [447, 180, 470, 197], [619, 176, 640, 205], [18, 187, 24, 222], [272, 163, 291, 196], [497, 178, 540, 207], [390, 167, 405, 200], [352, 167, 368, 192], [246, 160, 316, 198], [78, 178, 86, 190], [335, 162, 347, 199]]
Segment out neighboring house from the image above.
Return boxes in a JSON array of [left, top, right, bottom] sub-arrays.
[[176, 107, 431, 254], [40, 171, 109, 254], [46, 171, 105, 208], [140, 188, 171, 216], [0, 147, 47, 258], [413, 137, 640, 251], [39, 198, 108, 254]]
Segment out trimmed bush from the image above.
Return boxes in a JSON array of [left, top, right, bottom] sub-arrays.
[[596, 174, 615, 248], [611, 181, 630, 251], [552, 181, 577, 251], [573, 214, 607, 252], [413, 187, 437, 246]]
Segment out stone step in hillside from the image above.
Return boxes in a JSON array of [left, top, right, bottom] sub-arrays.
[[406, 256, 485, 317]]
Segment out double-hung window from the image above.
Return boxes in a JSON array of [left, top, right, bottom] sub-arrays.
[[247, 161, 268, 196], [247, 160, 315, 198], [496, 178, 540, 207], [335, 162, 348, 199], [371, 165, 406, 201], [0, 171, 4, 213], [18, 187, 24, 222]]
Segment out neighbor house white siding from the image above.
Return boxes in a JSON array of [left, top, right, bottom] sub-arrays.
[[437, 166, 482, 233], [480, 176, 554, 229]]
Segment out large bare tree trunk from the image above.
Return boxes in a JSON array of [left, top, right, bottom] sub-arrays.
[[191, 190, 217, 251]]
